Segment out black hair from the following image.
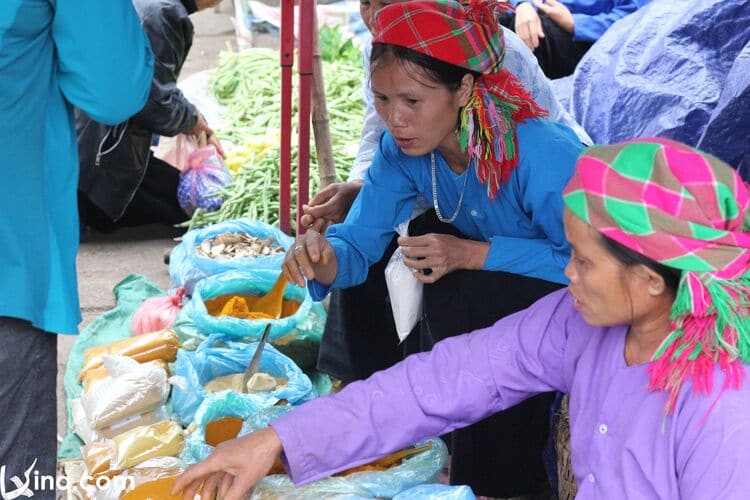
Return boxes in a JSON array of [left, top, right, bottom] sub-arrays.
[[370, 43, 480, 90], [600, 234, 681, 292]]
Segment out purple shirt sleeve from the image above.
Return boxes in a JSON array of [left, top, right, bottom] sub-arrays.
[[271, 289, 573, 485]]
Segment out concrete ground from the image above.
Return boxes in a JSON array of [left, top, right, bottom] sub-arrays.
[[56, 0, 276, 442]]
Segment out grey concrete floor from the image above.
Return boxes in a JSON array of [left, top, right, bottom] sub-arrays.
[[56, 0, 278, 441]]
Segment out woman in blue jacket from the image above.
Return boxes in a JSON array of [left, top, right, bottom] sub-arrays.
[[0, 0, 152, 491]]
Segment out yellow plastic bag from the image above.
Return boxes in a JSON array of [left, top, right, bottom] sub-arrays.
[[82, 422, 184, 478], [79, 330, 179, 382], [113, 421, 185, 470]]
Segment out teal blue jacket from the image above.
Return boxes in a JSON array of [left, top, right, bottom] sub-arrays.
[[0, 0, 154, 334]]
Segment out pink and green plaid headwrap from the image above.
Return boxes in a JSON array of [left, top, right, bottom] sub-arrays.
[[373, 0, 546, 199], [564, 138, 750, 414]]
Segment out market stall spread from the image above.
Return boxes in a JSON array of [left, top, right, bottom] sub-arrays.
[[58, 23, 466, 499]]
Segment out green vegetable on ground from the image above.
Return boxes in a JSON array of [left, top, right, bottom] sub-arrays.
[[182, 27, 365, 232]]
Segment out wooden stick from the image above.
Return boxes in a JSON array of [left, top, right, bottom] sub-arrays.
[[310, 2, 337, 188]]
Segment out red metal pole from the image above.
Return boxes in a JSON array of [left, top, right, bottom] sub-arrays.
[[297, 0, 314, 235], [279, 0, 294, 235]]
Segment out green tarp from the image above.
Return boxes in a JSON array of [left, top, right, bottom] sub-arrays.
[[58, 274, 163, 460]]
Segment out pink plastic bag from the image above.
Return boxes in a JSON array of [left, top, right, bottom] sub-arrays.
[[131, 287, 185, 336], [158, 134, 198, 172]]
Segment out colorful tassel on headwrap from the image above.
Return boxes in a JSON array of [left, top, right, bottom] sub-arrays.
[[372, 0, 546, 199], [563, 138, 750, 414], [649, 265, 750, 414], [459, 71, 546, 198]]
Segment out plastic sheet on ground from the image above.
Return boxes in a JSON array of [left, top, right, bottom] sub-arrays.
[[552, 0, 750, 174], [171, 334, 314, 426], [242, 406, 449, 499], [241, 0, 367, 44], [169, 219, 293, 295], [180, 269, 321, 343], [60, 275, 165, 460]]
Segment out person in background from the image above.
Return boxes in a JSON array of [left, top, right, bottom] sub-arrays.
[[77, 0, 225, 234], [283, 1, 585, 496], [501, 0, 647, 78], [305, 0, 590, 388], [0, 0, 153, 495], [174, 138, 750, 500]]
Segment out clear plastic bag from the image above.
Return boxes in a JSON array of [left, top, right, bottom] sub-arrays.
[[81, 356, 169, 430], [243, 407, 449, 499], [385, 221, 423, 342], [168, 218, 293, 295], [78, 329, 180, 382], [72, 397, 168, 444], [393, 484, 476, 499], [81, 421, 184, 477], [170, 334, 313, 426]]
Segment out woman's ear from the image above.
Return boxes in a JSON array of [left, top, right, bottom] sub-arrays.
[[457, 73, 475, 107], [640, 265, 668, 297]]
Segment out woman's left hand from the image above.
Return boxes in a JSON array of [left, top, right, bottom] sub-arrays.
[[398, 234, 488, 284]]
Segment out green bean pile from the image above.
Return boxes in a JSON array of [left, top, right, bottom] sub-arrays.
[[183, 36, 365, 232]]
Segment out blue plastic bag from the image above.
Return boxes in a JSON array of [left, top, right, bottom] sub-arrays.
[[393, 484, 475, 500], [171, 334, 314, 426], [172, 299, 326, 370], [169, 219, 293, 294], [552, 0, 750, 171], [242, 406, 449, 499], [184, 391, 264, 463], [183, 269, 314, 342]]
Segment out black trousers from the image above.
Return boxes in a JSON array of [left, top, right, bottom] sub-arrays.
[[499, 11, 594, 79], [79, 156, 188, 233], [0, 318, 57, 499], [406, 211, 562, 497]]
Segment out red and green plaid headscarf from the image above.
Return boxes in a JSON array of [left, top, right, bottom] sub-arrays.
[[564, 138, 750, 414], [372, 0, 546, 199]]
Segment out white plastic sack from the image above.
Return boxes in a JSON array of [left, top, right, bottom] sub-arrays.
[[81, 356, 169, 430], [385, 221, 423, 342]]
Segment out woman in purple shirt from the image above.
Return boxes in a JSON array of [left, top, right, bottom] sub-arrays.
[[174, 138, 750, 500]]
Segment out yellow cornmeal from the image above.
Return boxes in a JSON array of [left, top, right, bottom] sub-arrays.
[[204, 372, 288, 393]]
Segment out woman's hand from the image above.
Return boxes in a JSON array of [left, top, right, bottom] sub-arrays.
[[171, 428, 283, 500], [282, 230, 338, 287], [534, 0, 574, 33], [514, 2, 545, 50], [300, 181, 363, 232], [398, 234, 489, 284], [191, 113, 225, 159]]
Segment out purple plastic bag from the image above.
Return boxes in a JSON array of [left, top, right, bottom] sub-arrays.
[[177, 145, 232, 215]]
